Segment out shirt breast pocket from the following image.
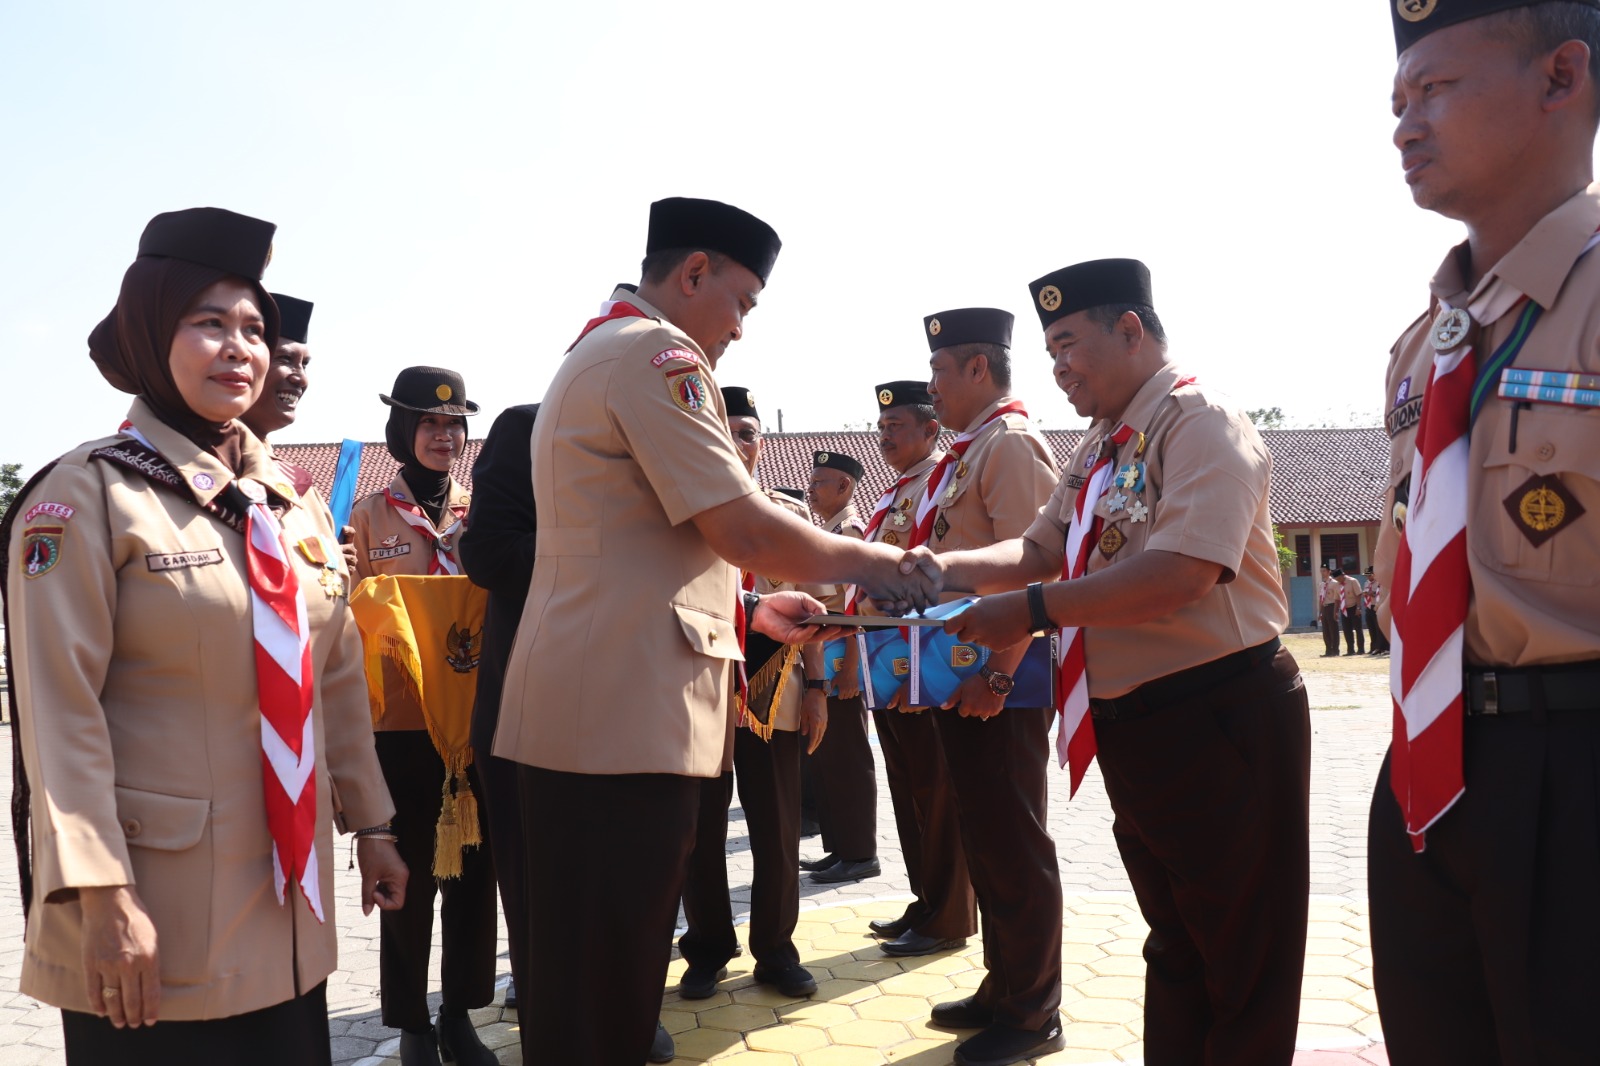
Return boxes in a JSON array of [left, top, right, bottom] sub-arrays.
[[1476, 404, 1600, 584], [672, 603, 744, 661]]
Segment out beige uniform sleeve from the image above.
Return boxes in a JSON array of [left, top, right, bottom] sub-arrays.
[[8, 461, 134, 900], [1143, 404, 1270, 581], [978, 430, 1058, 542], [349, 493, 380, 580], [611, 344, 758, 524], [1022, 473, 1073, 560]]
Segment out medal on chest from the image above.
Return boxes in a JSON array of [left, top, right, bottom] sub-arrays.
[[296, 536, 347, 599], [934, 513, 950, 540]]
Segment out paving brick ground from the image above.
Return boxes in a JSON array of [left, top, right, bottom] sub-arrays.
[[0, 632, 1394, 1064]]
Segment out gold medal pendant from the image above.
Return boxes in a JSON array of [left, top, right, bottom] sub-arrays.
[[1431, 307, 1473, 351]]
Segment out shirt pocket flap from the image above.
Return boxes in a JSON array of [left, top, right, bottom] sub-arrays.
[[114, 785, 211, 852], [1481, 405, 1600, 479], [673, 603, 744, 661]]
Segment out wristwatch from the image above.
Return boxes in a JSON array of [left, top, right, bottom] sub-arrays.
[[804, 679, 827, 692], [978, 665, 1015, 696], [1026, 582, 1054, 634]]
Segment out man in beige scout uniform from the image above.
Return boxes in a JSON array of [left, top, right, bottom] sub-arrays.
[[801, 449, 881, 885], [679, 386, 828, 1003], [1318, 564, 1341, 656], [900, 306, 1063, 1066], [1370, 4, 1600, 1061], [938, 259, 1311, 1065], [854, 380, 979, 956], [241, 293, 313, 442], [493, 197, 941, 1065]]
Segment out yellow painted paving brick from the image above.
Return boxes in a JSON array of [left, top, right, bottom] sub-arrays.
[[1076, 975, 1145, 1000], [804, 908, 858, 925], [1301, 974, 1367, 1000], [666, 989, 736, 1009], [876, 972, 954, 998], [1061, 924, 1118, 945], [805, 1044, 892, 1066], [855, 995, 934, 1023], [1038, 1048, 1131, 1065], [882, 1037, 958, 1062], [951, 969, 986, 989], [1303, 953, 1364, 977], [831, 959, 908, 983], [733, 985, 813, 1008], [810, 978, 881, 1005], [745, 1023, 832, 1054], [826, 1019, 915, 1049], [1115, 1040, 1147, 1062], [1297, 1022, 1371, 1048], [794, 921, 838, 942], [1085, 954, 1144, 978], [903, 954, 978, 976], [1306, 937, 1363, 958], [1308, 920, 1362, 941], [1099, 937, 1144, 956], [776, 1002, 859, 1029], [699, 1003, 782, 1032], [662, 1009, 699, 1035], [1066, 902, 1134, 917], [1059, 1020, 1140, 1051], [1298, 998, 1368, 1027], [1060, 942, 1109, 965], [1351, 988, 1379, 1013], [671, 1025, 748, 1061], [713, 1051, 798, 1066], [1063, 997, 1143, 1025], [814, 932, 880, 953]]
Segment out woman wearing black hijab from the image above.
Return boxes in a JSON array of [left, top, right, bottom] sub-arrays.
[[348, 368, 498, 1066], [2, 208, 406, 1065]]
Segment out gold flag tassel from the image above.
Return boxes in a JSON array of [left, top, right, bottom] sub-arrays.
[[433, 771, 464, 880], [742, 644, 801, 743], [454, 764, 482, 848]]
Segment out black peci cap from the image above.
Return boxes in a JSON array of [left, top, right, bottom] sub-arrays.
[[380, 366, 479, 416], [876, 380, 933, 411], [1392, 0, 1600, 55], [774, 487, 807, 502], [271, 293, 313, 344], [1029, 258, 1154, 330], [137, 207, 276, 280], [648, 197, 782, 284], [721, 386, 760, 421], [923, 308, 1013, 352], [812, 450, 865, 481]]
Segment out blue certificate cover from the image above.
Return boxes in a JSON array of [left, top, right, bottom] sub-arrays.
[[852, 598, 1056, 710]]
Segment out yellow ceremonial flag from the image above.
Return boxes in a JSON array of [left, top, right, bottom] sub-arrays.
[[349, 574, 488, 878]]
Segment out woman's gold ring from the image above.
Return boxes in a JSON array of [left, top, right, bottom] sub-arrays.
[[102, 988, 121, 999]]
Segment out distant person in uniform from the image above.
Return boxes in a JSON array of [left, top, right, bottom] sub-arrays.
[[1362, 565, 1389, 656], [1372, 3, 1600, 1062], [937, 259, 1312, 1065], [1336, 567, 1366, 655], [491, 197, 941, 1065], [800, 448, 880, 885], [1318, 564, 1340, 656]]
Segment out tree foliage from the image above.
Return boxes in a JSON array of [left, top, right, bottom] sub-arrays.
[[0, 463, 23, 520], [1272, 525, 1296, 573]]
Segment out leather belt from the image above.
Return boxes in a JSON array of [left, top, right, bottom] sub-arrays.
[[1464, 660, 1600, 716], [1090, 638, 1283, 722]]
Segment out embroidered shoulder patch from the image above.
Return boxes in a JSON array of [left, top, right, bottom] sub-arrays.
[[651, 348, 703, 368], [664, 366, 708, 412], [21, 526, 64, 578], [23, 501, 75, 523]]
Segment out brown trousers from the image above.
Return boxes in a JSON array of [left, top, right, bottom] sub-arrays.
[[933, 706, 1062, 1030], [873, 707, 977, 939], [517, 766, 700, 1066], [813, 694, 878, 859], [1096, 649, 1311, 1066], [680, 728, 803, 970]]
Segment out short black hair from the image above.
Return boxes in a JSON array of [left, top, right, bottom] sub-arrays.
[[945, 342, 1011, 389], [1084, 303, 1168, 347], [639, 247, 730, 285], [1495, 3, 1600, 121], [906, 402, 937, 426]]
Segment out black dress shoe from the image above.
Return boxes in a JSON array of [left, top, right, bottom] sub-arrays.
[[954, 1019, 1066, 1066], [648, 1021, 675, 1063], [399, 1028, 443, 1066], [797, 852, 838, 872], [800, 816, 821, 837], [868, 915, 913, 939], [809, 856, 881, 884], [881, 930, 967, 957], [676, 964, 727, 1000], [436, 1015, 498, 1066], [502, 976, 517, 1011], [752, 963, 818, 997], [930, 995, 995, 1029]]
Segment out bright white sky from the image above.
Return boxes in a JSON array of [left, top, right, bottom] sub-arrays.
[[0, 1, 1495, 476]]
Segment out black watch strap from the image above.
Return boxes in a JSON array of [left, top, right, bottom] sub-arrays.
[[804, 679, 827, 692], [742, 590, 761, 622], [1026, 582, 1054, 632]]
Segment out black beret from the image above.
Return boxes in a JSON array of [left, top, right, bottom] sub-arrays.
[[721, 385, 760, 421], [774, 487, 807, 502], [876, 380, 933, 410], [380, 366, 479, 416], [271, 293, 313, 344], [1028, 258, 1154, 330], [923, 307, 1013, 352], [812, 450, 865, 480], [1393, 0, 1600, 55], [647, 197, 782, 285], [138, 207, 276, 280]]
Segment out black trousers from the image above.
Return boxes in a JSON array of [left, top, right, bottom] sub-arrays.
[[873, 707, 977, 939], [813, 694, 878, 859], [476, 748, 527, 1001], [1365, 607, 1390, 652], [681, 729, 803, 970], [62, 982, 330, 1066], [1369, 708, 1600, 1066], [1096, 648, 1310, 1066], [518, 766, 701, 1066], [375, 730, 498, 1031], [1341, 607, 1365, 652], [1320, 604, 1339, 655], [933, 705, 1062, 1030]]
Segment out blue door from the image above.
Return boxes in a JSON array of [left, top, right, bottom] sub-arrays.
[[1289, 575, 1316, 629]]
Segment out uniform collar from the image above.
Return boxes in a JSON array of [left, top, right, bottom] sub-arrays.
[[898, 452, 941, 480], [820, 502, 858, 529], [126, 398, 287, 508], [386, 471, 467, 517], [1096, 361, 1190, 441], [1431, 185, 1600, 311], [959, 395, 1020, 436]]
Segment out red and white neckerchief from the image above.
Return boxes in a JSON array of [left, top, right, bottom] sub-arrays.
[[121, 420, 322, 920], [383, 490, 465, 575], [566, 299, 647, 352], [845, 476, 918, 613], [1338, 581, 1348, 612], [909, 401, 1027, 547], [1056, 423, 1135, 794]]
